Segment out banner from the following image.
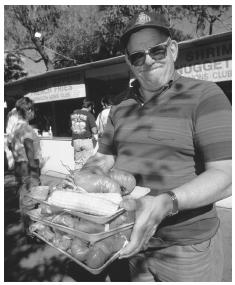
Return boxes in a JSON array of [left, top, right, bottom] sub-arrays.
[[177, 38, 231, 68], [177, 60, 232, 82], [25, 83, 86, 103]]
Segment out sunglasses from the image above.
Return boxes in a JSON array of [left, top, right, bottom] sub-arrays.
[[127, 37, 171, 67]]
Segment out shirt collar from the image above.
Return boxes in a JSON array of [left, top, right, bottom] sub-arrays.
[[129, 71, 181, 103]]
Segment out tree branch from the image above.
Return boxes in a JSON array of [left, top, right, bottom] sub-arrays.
[[215, 17, 232, 31], [18, 46, 36, 51], [5, 47, 36, 53]]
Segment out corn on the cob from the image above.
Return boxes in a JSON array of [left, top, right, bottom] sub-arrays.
[[47, 191, 122, 216], [85, 193, 122, 205]]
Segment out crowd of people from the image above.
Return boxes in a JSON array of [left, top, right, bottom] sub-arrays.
[[5, 11, 231, 282]]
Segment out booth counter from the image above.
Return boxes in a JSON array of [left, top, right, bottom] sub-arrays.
[[40, 136, 74, 176]]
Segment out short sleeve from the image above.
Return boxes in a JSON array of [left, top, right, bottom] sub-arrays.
[[194, 82, 232, 162], [88, 113, 97, 129], [96, 113, 101, 130], [22, 124, 35, 141], [98, 108, 116, 155]]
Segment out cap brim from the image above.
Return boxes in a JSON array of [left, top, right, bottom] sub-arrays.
[[121, 24, 171, 48]]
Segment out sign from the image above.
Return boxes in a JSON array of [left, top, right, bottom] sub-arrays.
[[25, 83, 86, 103], [177, 39, 231, 68], [86, 63, 129, 79], [177, 60, 232, 82]]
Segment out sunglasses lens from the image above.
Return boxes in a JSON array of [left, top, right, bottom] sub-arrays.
[[129, 52, 146, 66], [150, 45, 167, 61], [128, 38, 170, 66]]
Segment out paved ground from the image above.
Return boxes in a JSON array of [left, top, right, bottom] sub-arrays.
[[4, 172, 232, 282]]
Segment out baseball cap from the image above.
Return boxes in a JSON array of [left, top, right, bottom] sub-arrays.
[[120, 11, 171, 48]]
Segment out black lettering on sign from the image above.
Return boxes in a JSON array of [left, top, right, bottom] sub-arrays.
[[222, 43, 232, 55], [214, 62, 222, 70], [179, 40, 231, 67], [206, 47, 215, 59], [204, 63, 213, 71], [185, 51, 194, 61], [225, 61, 230, 68], [216, 46, 221, 57], [194, 49, 205, 61]]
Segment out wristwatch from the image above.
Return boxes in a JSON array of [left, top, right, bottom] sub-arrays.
[[165, 191, 179, 216]]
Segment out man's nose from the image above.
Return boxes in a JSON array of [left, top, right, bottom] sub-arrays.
[[144, 53, 155, 65]]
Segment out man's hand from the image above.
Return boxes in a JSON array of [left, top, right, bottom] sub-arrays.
[[119, 194, 173, 259]]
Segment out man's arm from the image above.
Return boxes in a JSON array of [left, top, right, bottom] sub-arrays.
[[91, 126, 98, 141], [172, 159, 231, 210], [119, 159, 231, 258], [24, 138, 38, 170]]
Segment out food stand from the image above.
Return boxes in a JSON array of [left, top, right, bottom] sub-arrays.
[[4, 31, 232, 176]]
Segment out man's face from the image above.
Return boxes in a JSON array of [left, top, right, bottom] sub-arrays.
[[26, 108, 35, 121], [125, 28, 178, 91]]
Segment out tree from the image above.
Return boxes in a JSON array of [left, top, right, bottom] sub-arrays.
[[4, 5, 62, 71], [51, 6, 100, 68], [88, 5, 193, 60], [4, 52, 28, 83], [95, 5, 152, 58], [5, 5, 232, 72], [192, 6, 230, 36], [173, 5, 231, 37], [52, 5, 193, 67]]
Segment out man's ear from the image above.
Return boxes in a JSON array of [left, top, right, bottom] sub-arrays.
[[169, 40, 178, 62]]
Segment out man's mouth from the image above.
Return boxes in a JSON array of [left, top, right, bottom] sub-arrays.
[[142, 65, 161, 72]]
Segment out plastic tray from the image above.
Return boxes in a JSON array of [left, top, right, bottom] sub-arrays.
[[26, 194, 125, 224], [27, 209, 134, 243], [31, 231, 124, 275]]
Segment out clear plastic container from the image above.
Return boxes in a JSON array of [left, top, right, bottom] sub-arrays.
[[26, 195, 126, 224], [27, 208, 133, 243], [29, 222, 131, 275]]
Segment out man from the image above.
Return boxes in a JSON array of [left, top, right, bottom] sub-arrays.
[[71, 100, 98, 170], [81, 11, 231, 281], [96, 97, 112, 138], [6, 98, 42, 233]]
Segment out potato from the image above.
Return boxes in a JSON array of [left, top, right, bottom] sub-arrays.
[[108, 169, 136, 195], [73, 218, 104, 233], [52, 232, 72, 251], [71, 238, 90, 262], [52, 214, 75, 228], [86, 246, 108, 269], [40, 226, 55, 242], [73, 171, 121, 194], [86, 229, 132, 268]]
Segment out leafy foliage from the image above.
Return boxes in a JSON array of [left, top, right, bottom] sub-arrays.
[[52, 5, 193, 67], [4, 52, 28, 83], [176, 5, 231, 36], [4, 5, 232, 72], [51, 6, 100, 68], [4, 5, 62, 70]]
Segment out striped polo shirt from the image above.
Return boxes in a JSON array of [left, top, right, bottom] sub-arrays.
[[98, 72, 232, 245]]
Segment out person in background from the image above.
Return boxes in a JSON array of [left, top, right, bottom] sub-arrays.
[[93, 97, 112, 154], [81, 11, 231, 282], [6, 97, 42, 222], [5, 108, 19, 170], [96, 97, 112, 138], [70, 100, 98, 170]]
